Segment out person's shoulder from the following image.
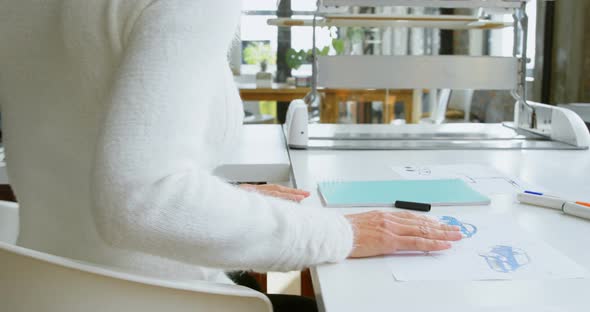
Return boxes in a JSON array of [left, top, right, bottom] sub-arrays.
[[135, 0, 242, 18], [128, 0, 241, 38], [135, 0, 219, 13], [57, 0, 156, 46]]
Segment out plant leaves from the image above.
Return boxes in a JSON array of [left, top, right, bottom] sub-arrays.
[[286, 48, 307, 70], [332, 39, 344, 55]]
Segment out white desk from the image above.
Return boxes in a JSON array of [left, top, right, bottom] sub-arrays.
[[213, 125, 291, 183], [289, 148, 590, 312], [0, 127, 291, 186]]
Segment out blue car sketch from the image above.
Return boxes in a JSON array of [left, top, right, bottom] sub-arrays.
[[439, 216, 478, 238], [479, 245, 530, 273]]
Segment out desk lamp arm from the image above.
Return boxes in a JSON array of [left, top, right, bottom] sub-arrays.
[[304, 3, 322, 119]]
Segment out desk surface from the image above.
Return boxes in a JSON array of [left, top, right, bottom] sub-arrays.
[[213, 125, 290, 183], [289, 147, 590, 312]]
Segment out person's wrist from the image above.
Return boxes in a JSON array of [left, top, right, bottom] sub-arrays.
[[342, 214, 357, 259]]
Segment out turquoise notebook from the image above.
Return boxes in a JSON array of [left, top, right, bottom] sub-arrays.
[[318, 179, 490, 207]]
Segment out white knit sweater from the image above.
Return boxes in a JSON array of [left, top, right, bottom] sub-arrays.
[[0, 0, 353, 283]]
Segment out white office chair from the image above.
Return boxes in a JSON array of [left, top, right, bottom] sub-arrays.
[[0, 201, 272, 312], [0, 200, 18, 244], [424, 89, 476, 124], [429, 89, 452, 124]]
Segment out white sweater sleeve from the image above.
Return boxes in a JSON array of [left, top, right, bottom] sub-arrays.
[[92, 0, 353, 272]]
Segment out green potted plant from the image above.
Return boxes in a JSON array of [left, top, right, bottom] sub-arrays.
[[243, 42, 276, 88]]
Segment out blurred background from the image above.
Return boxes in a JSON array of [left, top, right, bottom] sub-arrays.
[[233, 0, 589, 128]]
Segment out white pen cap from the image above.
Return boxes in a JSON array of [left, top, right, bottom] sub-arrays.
[[563, 202, 590, 221]]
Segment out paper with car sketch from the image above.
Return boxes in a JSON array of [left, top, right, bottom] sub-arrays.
[[390, 164, 531, 196], [389, 215, 588, 281]]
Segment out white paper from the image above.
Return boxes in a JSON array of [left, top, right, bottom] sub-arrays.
[[389, 215, 588, 282], [391, 164, 533, 196]]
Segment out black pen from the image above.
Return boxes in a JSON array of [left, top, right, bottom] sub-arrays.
[[394, 200, 431, 212]]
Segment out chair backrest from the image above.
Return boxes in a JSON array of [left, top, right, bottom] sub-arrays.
[[0, 201, 271, 312]]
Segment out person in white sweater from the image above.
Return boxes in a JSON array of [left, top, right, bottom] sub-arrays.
[[0, 0, 461, 309]]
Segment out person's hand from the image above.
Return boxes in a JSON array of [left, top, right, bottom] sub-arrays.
[[239, 184, 311, 202], [345, 210, 462, 258]]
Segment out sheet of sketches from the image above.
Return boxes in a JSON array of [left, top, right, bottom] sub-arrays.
[[390, 215, 588, 281]]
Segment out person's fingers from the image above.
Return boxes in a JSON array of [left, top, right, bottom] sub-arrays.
[[389, 211, 461, 232], [390, 223, 463, 241], [259, 184, 311, 197], [262, 190, 305, 202], [388, 215, 461, 232], [395, 236, 452, 252], [238, 184, 257, 191], [239, 184, 310, 201], [391, 211, 440, 224], [274, 185, 310, 196], [345, 211, 458, 258]]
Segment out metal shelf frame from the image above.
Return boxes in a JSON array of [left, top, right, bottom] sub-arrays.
[[280, 1, 590, 150], [302, 0, 533, 128], [320, 0, 527, 9]]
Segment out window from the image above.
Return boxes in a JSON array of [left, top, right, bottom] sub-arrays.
[[242, 0, 278, 11], [237, 0, 334, 77], [291, 1, 318, 11], [239, 5, 278, 75]]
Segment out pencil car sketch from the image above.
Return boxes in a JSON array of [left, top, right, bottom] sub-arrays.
[[480, 245, 530, 273], [439, 216, 478, 238]]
